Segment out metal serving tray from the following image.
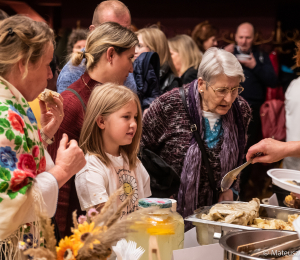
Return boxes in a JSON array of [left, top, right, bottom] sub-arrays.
[[185, 201, 300, 245]]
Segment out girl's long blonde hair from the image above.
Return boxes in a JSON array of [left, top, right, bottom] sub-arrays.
[[79, 83, 142, 170], [168, 34, 202, 76], [136, 27, 178, 76]]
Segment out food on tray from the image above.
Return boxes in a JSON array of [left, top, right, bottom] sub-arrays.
[[201, 198, 300, 231], [38, 89, 60, 104], [201, 198, 260, 225], [289, 214, 299, 224], [250, 215, 297, 231], [285, 193, 300, 209]]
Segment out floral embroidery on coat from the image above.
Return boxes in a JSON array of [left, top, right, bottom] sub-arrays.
[[0, 79, 45, 202]]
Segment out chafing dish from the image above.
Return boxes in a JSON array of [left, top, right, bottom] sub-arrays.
[[219, 230, 296, 260], [185, 201, 300, 245]]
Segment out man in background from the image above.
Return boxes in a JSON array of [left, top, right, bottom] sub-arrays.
[[225, 22, 277, 198], [56, 0, 136, 94]]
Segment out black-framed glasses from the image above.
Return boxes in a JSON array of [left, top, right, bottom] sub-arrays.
[[206, 83, 244, 97]]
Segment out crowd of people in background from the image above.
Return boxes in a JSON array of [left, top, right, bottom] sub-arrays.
[[1, 0, 300, 257]]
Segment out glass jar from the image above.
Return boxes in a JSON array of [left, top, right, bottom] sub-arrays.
[[128, 198, 184, 260]]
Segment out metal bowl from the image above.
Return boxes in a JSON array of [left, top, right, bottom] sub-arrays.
[[219, 229, 295, 260]]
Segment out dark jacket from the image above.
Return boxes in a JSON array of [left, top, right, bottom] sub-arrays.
[[159, 63, 182, 93], [234, 46, 277, 105], [181, 67, 198, 85], [133, 52, 161, 110]]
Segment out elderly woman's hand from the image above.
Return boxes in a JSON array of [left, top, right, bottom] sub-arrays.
[[40, 95, 64, 140], [246, 138, 300, 164], [218, 189, 233, 202]]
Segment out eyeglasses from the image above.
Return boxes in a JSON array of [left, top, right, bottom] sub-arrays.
[[206, 83, 244, 97]]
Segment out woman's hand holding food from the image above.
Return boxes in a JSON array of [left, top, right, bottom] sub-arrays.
[[218, 189, 233, 202], [40, 91, 64, 141], [48, 133, 86, 188]]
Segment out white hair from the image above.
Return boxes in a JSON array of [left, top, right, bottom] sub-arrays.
[[197, 47, 245, 85]]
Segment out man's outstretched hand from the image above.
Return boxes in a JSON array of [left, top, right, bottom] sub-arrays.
[[246, 138, 298, 164]]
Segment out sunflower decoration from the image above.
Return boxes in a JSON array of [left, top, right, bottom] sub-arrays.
[[73, 221, 102, 244], [22, 187, 150, 260], [57, 236, 81, 260], [119, 174, 139, 206], [75, 188, 138, 260]]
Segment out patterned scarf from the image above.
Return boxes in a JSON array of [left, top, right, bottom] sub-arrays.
[[177, 80, 245, 218]]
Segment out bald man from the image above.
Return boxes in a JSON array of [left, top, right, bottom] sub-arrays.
[[90, 0, 131, 30], [225, 23, 255, 53], [235, 23, 255, 53], [224, 23, 276, 103], [225, 22, 277, 198], [56, 0, 136, 94]]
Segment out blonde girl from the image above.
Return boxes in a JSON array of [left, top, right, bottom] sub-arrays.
[[75, 83, 151, 216]]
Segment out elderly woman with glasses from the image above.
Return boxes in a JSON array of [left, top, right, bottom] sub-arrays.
[[141, 47, 251, 222]]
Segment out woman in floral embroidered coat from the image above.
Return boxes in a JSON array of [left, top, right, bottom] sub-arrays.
[[0, 15, 86, 259]]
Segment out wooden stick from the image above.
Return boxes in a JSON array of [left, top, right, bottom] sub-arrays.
[[149, 235, 162, 260]]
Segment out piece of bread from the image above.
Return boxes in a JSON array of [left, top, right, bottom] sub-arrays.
[[38, 89, 60, 104]]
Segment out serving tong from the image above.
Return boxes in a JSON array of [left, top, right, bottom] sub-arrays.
[[221, 152, 262, 192], [237, 233, 300, 258]]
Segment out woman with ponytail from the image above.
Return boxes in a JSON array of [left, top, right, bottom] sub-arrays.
[[48, 21, 138, 237]]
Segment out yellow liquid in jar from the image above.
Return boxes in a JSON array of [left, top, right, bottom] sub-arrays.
[[128, 211, 184, 260]]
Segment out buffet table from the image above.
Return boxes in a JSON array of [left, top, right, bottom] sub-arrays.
[[172, 194, 300, 260]]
